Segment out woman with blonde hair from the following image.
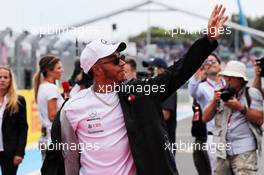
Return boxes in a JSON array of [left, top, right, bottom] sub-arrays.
[[33, 55, 64, 159], [0, 66, 28, 175]]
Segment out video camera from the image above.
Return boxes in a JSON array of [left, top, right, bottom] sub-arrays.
[[220, 86, 236, 102], [256, 57, 264, 77]]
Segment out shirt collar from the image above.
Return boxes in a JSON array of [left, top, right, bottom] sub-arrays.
[[206, 78, 225, 88]]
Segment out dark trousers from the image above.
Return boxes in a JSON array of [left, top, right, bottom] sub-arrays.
[[192, 138, 211, 175], [0, 152, 19, 175]]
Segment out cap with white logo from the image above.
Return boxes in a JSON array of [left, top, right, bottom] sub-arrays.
[[80, 39, 126, 73]]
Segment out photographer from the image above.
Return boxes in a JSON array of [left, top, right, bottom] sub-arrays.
[[203, 60, 263, 175], [252, 59, 264, 98], [188, 53, 223, 175]]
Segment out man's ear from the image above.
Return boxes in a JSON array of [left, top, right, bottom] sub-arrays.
[[92, 65, 104, 76]]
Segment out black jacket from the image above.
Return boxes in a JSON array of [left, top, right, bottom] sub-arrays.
[[118, 36, 217, 175], [1, 95, 28, 158]]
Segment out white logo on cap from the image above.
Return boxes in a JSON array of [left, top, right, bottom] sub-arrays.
[[101, 39, 116, 45]]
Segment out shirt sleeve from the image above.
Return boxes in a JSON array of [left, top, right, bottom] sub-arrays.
[[46, 84, 60, 100], [65, 109, 79, 132], [249, 88, 263, 111], [188, 76, 202, 100]]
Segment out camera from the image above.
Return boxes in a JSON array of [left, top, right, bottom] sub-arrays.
[[220, 86, 236, 102], [256, 57, 264, 77]]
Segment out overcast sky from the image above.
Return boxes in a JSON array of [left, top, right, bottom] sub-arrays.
[[1, 0, 264, 41]]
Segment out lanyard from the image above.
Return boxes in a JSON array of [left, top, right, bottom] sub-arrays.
[[206, 79, 224, 91]]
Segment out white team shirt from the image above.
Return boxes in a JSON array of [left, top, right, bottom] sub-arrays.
[[64, 88, 136, 175]]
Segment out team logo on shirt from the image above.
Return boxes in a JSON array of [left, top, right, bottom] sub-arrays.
[[86, 110, 104, 134], [88, 110, 98, 119]]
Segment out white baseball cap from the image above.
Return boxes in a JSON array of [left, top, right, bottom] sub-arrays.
[[80, 39, 126, 73], [219, 60, 248, 82]]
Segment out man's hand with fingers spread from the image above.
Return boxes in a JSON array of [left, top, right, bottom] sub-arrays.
[[207, 4, 229, 41]]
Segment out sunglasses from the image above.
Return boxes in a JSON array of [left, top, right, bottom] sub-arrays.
[[100, 54, 126, 65], [203, 60, 218, 65]]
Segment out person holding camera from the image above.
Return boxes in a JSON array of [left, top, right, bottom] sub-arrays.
[[188, 53, 223, 174], [203, 60, 263, 175], [252, 59, 264, 98]]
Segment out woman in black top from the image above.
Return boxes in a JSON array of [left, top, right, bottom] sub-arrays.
[[0, 66, 28, 175]]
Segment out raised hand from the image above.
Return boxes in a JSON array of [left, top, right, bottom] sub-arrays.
[[207, 4, 229, 41]]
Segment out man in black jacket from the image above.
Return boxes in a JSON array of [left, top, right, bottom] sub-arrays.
[[61, 4, 228, 175]]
